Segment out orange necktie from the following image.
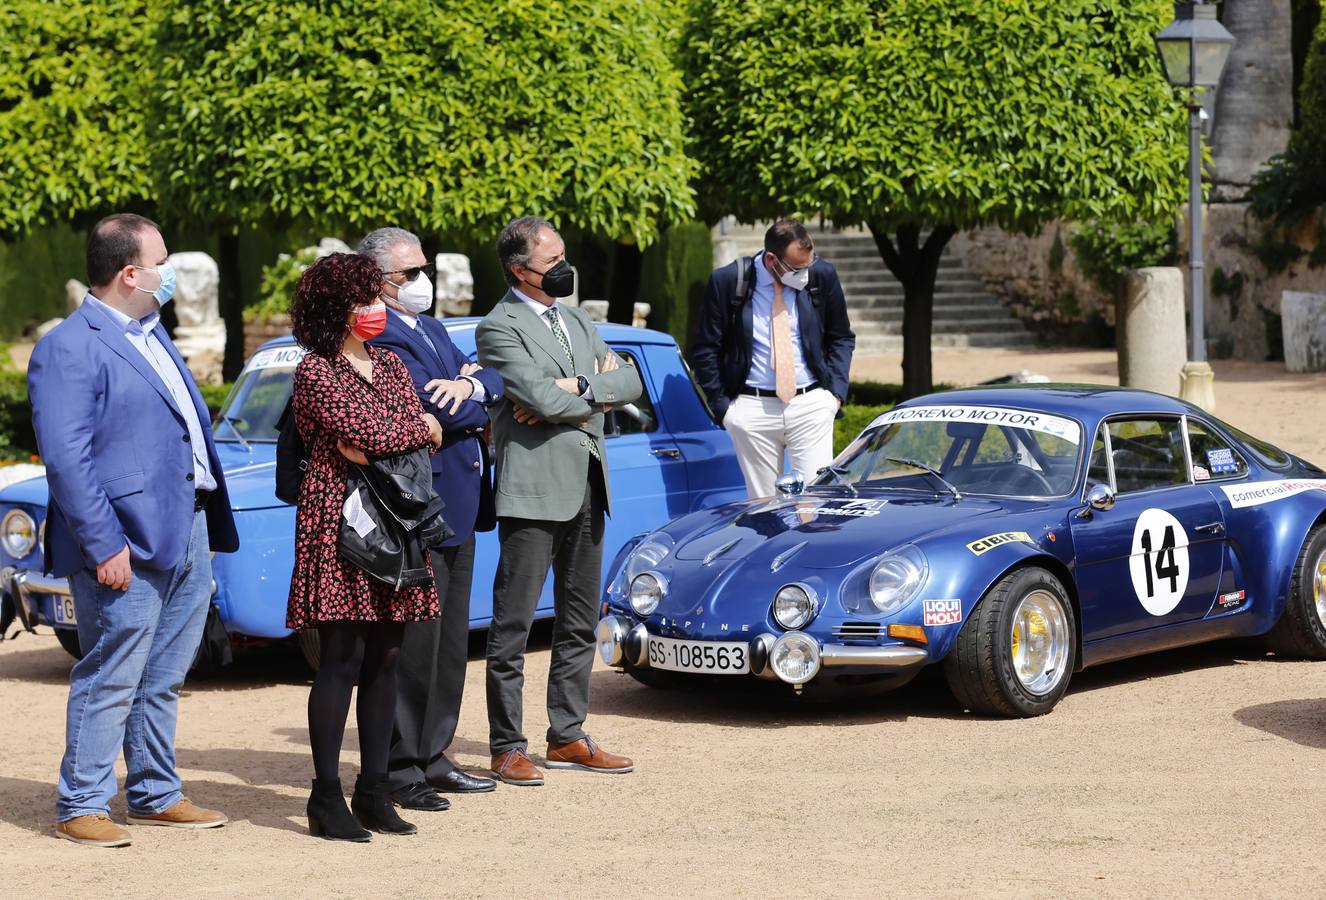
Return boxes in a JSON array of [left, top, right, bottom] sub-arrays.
[[771, 281, 797, 405]]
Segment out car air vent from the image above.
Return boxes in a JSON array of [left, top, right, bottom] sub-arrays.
[[832, 621, 883, 641]]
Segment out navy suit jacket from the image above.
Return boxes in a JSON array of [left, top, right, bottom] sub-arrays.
[[370, 311, 504, 546], [28, 299, 239, 577]]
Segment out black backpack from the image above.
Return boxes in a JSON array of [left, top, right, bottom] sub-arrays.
[[275, 397, 308, 505]]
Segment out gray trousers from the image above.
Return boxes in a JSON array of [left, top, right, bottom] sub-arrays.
[[388, 537, 476, 791], [486, 465, 604, 754]]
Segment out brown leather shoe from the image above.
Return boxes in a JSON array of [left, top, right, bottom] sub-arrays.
[[127, 797, 227, 829], [490, 748, 544, 786], [546, 736, 634, 774], [55, 814, 131, 847]]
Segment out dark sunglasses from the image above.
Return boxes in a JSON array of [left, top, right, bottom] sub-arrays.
[[385, 262, 436, 282]]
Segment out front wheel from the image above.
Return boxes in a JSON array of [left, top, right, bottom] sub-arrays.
[[1263, 526, 1326, 659], [55, 627, 83, 660], [943, 566, 1077, 717]]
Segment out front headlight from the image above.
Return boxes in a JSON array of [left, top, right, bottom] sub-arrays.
[[629, 571, 667, 616], [610, 532, 675, 598], [772, 583, 818, 630], [2, 510, 36, 558], [868, 545, 928, 614], [770, 631, 821, 684]]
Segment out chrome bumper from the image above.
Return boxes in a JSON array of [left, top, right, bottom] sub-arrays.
[[1, 566, 71, 632]]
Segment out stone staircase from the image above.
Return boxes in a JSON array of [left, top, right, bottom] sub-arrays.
[[719, 225, 1033, 355]]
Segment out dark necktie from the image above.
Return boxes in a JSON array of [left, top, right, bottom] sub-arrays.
[[545, 307, 600, 462]]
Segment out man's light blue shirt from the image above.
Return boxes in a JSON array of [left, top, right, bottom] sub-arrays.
[[746, 254, 813, 390], [84, 294, 217, 492]]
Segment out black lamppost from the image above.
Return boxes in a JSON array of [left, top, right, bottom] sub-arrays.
[[1154, 2, 1235, 410]]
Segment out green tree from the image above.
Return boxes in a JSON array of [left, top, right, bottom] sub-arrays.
[[1252, 9, 1326, 225], [150, 0, 695, 375], [682, 0, 1187, 396]]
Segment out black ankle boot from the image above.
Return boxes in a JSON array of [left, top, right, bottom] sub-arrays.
[[307, 778, 371, 842], [351, 774, 417, 835]]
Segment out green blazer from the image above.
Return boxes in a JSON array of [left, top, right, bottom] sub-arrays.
[[475, 291, 643, 522]]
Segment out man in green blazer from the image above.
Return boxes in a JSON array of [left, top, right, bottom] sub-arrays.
[[476, 216, 643, 786]]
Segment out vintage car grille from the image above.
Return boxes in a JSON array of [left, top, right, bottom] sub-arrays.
[[832, 621, 883, 641]]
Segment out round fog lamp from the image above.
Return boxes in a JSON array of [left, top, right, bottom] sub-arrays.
[[772, 583, 817, 630], [2, 510, 36, 559], [629, 572, 666, 616], [770, 631, 821, 685], [596, 617, 627, 666]]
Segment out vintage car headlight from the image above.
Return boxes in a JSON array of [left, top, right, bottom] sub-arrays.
[[868, 545, 928, 614], [629, 571, 667, 617], [2, 510, 36, 559], [770, 631, 821, 684], [610, 532, 675, 597], [772, 583, 818, 630]]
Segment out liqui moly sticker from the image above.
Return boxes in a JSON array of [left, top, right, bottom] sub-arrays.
[[1220, 480, 1326, 509], [243, 345, 307, 373], [922, 599, 962, 626], [867, 405, 1081, 444]]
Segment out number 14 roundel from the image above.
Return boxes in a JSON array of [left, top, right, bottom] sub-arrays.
[[1128, 508, 1191, 616]]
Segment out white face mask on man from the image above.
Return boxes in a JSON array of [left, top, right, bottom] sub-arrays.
[[768, 253, 811, 292], [393, 272, 435, 314]]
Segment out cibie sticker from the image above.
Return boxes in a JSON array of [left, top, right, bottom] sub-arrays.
[[867, 405, 1081, 444], [243, 345, 307, 373], [923, 599, 962, 626], [966, 531, 1035, 556], [1129, 508, 1190, 616], [1220, 480, 1326, 509]]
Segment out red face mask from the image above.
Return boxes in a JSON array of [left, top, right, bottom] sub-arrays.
[[349, 301, 387, 341]]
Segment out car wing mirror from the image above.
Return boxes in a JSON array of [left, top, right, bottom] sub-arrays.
[[776, 470, 805, 496], [1077, 483, 1116, 518]]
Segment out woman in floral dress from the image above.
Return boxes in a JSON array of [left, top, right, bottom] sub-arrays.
[[286, 253, 443, 841]]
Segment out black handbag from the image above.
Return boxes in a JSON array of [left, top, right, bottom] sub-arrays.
[[275, 397, 308, 505]]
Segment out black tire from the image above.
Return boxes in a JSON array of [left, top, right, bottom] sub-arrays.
[[297, 628, 322, 672], [1263, 525, 1326, 659], [625, 665, 698, 691], [55, 627, 83, 660], [943, 566, 1077, 717]]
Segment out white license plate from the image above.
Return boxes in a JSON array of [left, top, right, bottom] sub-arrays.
[[647, 635, 750, 675], [52, 596, 77, 626]]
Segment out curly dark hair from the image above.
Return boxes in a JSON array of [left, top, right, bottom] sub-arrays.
[[289, 252, 383, 358]]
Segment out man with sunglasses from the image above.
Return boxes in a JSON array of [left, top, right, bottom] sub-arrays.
[[358, 227, 505, 812], [691, 219, 856, 498]]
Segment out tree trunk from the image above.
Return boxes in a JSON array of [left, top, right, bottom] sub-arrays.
[[607, 240, 643, 325], [865, 221, 957, 399], [219, 231, 245, 381]]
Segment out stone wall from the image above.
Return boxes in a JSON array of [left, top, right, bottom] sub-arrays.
[[244, 315, 293, 359]]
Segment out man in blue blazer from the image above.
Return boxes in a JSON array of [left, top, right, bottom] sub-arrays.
[[360, 227, 505, 810], [29, 214, 239, 847]]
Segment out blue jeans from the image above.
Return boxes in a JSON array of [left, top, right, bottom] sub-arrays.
[[56, 510, 212, 821]]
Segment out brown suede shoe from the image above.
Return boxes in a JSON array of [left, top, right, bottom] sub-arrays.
[[546, 736, 634, 774], [55, 814, 132, 848], [127, 797, 227, 829], [490, 748, 544, 786]]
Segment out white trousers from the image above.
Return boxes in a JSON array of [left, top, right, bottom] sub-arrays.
[[723, 388, 838, 498]]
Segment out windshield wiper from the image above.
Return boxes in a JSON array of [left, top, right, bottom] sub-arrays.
[[217, 415, 251, 452], [886, 456, 962, 500], [817, 464, 858, 495]]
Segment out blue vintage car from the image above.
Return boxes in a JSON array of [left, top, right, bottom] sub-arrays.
[[0, 319, 745, 670], [596, 386, 1326, 716]]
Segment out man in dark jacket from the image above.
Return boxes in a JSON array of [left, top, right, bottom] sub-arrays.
[[690, 219, 855, 497], [360, 227, 505, 810]]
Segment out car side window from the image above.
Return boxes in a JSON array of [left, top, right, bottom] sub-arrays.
[[1187, 419, 1248, 481], [1088, 426, 1112, 489], [603, 349, 658, 437], [1107, 418, 1187, 493]]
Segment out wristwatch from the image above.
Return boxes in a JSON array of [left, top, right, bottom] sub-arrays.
[[577, 374, 590, 395]]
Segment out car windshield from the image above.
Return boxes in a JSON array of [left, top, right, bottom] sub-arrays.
[[817, 404, 1084, 499], [214, 345, 306, 443]]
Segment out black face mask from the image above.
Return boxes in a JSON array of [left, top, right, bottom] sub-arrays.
[[528, 259, 575, 298]]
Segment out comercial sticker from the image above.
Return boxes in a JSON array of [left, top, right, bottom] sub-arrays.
[[1220, 480, 1326, 509]]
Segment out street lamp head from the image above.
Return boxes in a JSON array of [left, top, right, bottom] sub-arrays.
[[1154, 2, 1236, 89]]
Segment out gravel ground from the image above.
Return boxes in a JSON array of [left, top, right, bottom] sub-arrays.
[[3, 347, 1325, 898]]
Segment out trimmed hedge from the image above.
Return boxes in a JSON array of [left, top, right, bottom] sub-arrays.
[[641, 220, 713, 351]]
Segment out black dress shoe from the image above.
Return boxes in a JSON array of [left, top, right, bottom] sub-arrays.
[[389, 781, 451, 812], [429, 769, 497, 794]]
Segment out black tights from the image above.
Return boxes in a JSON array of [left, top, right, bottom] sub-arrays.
[[308, 621, 404, 782]]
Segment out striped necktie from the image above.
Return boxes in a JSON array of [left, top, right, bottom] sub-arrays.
[[545, 306, 601, 462]]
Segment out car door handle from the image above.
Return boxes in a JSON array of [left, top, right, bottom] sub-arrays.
[[1195, 521, 1225, 535], [652, 448, 681, 459]]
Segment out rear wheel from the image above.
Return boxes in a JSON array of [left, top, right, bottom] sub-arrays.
[[943, 566, 1076, 717], [55, 627, 83, 660], [1263, 526, 1326, 659]]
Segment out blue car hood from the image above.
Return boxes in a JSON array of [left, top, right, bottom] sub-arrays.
[[672, 491, 1008, 570], [214, 443, 283, 511], [0, 475, 50, 506]]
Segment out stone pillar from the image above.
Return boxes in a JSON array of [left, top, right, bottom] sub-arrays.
[[170, 251, 226, 385], [434, 253, 474, 317], [1282, 291, 1326, 373], [1117, 267, 1187, 397]]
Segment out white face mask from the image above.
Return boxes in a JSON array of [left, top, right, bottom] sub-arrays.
[[394, 272, 434, 314], [779, 267, 810, 292]]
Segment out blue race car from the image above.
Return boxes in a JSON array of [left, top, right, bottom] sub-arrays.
[[0, 319, 745, 671], [596, 386, 1326, 716]]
